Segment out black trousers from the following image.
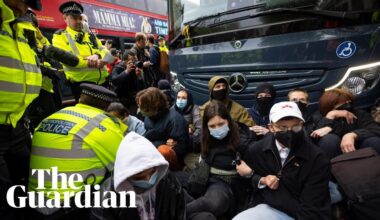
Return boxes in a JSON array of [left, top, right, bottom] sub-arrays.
[[27, 89, 57, 131], [186, 178, 234, 218], [0, 121, 31, 220]]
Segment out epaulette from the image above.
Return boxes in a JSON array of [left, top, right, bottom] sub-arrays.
[[54, 29, 65, 35]]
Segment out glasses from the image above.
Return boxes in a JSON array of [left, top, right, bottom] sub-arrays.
[[272, 123, 303, 133]]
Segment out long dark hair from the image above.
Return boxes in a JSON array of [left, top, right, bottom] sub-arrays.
[[201, 100, 239, 156]]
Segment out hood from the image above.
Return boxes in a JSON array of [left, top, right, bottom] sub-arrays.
[[208, 76, 229, 102], [174, 88, 194, 113], [114, 132, 169, 192]]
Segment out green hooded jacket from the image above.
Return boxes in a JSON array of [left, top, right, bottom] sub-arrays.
[[199, 76, 255, 127]]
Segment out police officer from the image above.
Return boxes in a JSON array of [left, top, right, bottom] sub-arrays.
[[0, 0, 42, 219], [52, 1, 113, 100], [28, 84, 127, 219], [26, 9, 59, 130]]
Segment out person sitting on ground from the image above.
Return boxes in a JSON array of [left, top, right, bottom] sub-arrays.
[[248, 82, 276, 137], [234, 101, 331, 220], [313, 88, 380, 159], [158, 79, 175, 107], [187, 100, 255, 219], [107, 102, 146, 135], [91, 132, 216, 220], [137, 87, 190, 171], [199, 76, 255, 127], [171, 88, 202, 170]]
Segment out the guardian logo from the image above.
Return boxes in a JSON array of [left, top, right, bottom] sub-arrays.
[[6, 167, 136, 209]]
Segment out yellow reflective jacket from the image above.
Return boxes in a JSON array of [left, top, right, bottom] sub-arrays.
[[0, 1, 42, 127], [52, 27, 108, 84], [28, 103, 127, 199]]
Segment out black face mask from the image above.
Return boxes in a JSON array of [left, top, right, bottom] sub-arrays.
[[336, 102, 354, 112], [256, 97, 273, 116], [212, 89, 227, 101], [295, 101, 308, 115], [274, 130, 303, 149]]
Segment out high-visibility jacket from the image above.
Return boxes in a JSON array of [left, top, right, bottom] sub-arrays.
[[28, 103, 127, 199], [159, 45, 169, 54], [0, 1, 42, 127], [36, 30, 54, 93], [52, 27, 109, 84]]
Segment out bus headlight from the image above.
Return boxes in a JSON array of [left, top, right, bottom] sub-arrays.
[[170, 71, 185, 92], [326, 62, 380, 95]]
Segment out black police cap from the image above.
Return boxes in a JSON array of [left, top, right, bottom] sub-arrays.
[[23, 0, 42, 11], [80, 83, 117, 103], [59, 1, 84, 15]]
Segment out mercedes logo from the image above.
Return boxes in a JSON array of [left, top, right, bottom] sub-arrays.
[[229, 73, 247, 93], [234, 40, 242, 49]]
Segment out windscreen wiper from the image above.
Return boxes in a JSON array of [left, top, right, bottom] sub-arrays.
[[169, 4, 266, 47], [209, 7, 360, 28]]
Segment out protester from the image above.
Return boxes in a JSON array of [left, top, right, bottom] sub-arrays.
[[313, 88, 380, 159], [234, 101, 331, 220], [91, 132, 216, 220], [171, 88, 202, 170], [107, 102, 146, 135], [137, 88, 190, 170], [248, 83, 276, 137], [187, 100, 255, 218], [199, 76, 255, 127]]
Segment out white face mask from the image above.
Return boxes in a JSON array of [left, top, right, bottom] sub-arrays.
[[209, 123, 230, 140]]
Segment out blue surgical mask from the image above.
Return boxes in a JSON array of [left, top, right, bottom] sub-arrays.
[[176, 99, 187, 109], [209, 123, 230, 140], [131, 171, 158, 190]]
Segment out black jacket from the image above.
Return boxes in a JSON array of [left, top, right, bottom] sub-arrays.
[[244, 133, 331, 220], [144, 108, 190, 160], [111, 61, 148, 101], [316, 109, 380, 141], [91, 172, 186, 220]]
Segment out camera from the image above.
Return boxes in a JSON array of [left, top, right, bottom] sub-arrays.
[[134, 61, 143, 69]]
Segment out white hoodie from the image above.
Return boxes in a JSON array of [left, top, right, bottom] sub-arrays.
[[114, 132, 169, 220]]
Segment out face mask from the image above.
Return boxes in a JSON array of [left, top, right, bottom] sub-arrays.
[[274, 130, 303, 149], [140, 110, 155, 117], [176, 99, 187, 109], [295, 101, 308, 114], [212, 89, 227, 101], [209, 123, 230, 140], [336, 102, 353, 112], [131, 171, 158, 190], [256, 97, 273, 116]]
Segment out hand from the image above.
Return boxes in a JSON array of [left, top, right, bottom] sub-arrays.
[[311, 127, 332, 138], [96, 60, 107, 69], [188, 127, 193, 135], [86, 55, 100, 68], [260, 175, 280, 190], [143, 61, 151, 68], [341, 132, 357, 153], [236, 160, 253, 177], [326, 110, 357, 124], [125, 61, 135, 74], [166, 138, 177, 147], [251, 125, 269, 136]]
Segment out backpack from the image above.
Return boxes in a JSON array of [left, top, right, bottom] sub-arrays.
[[331, 148, 380, 220], [159, 50, 169, 78]]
